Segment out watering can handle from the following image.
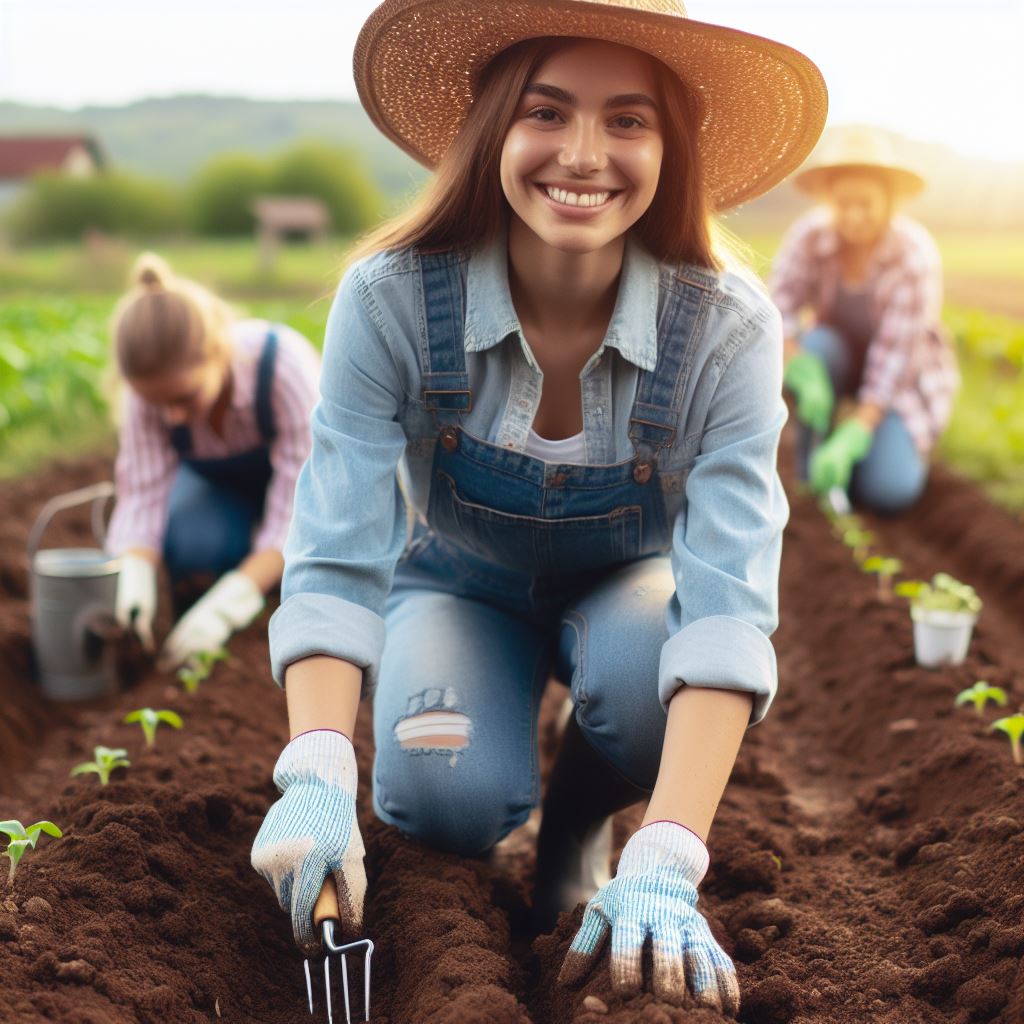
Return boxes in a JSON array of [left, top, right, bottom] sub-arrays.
[[26, 481, 116, 565]]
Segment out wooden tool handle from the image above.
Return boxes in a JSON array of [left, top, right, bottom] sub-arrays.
[[313, 875, 340, 927]]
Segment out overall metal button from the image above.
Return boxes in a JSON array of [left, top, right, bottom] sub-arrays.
[[439, 426, 459, 452], [633, 459, 654, 485], [549, 472, 568, 487]]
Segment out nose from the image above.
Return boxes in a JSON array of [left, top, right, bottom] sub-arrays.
[[557, 116, 607, 176]]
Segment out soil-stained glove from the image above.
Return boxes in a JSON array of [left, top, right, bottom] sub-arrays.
[[783, 352, 834, 435], [157, 570, 263, 671], [809, 419, 874, 496], [251, 730, 366, 954], [559, 820, 739, 1015], [115, 553, 158, 652]]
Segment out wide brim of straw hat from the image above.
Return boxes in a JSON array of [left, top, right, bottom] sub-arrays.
[[794, 161, 926, 200], [355, 0, 828, 212]]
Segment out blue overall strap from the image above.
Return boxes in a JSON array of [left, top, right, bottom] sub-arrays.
[[419, 251, 471, 428], [628, 265, 716, 470], [254, 328, 279, 445]]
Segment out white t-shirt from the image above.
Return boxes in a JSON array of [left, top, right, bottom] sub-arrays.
[[523, 427, 587, 464]]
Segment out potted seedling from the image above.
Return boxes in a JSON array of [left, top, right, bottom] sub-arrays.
[[124, 708, 183, 747], [896, 573, 982, 668], [991, 714, 1024, 765], [0, 820, 62, 885], [861, 555, 903, 602], [71, 745, 131, 785], [955, 681, 1008, 717], [842, 528, 875, 564]]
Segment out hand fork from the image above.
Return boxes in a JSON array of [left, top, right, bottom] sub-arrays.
[[304, 879, 374, 1024]]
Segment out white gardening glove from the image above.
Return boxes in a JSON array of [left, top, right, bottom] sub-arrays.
[[115, 553, 158, 652], [559, 820, 739, 1014], [157, 570, 264, 671]]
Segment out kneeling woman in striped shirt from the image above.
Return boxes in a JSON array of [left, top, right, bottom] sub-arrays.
[[105, 253, 321, 671], [770, 127, 959, 514]]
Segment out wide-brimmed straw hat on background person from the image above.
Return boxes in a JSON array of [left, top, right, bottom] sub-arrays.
[[354, 0, 828, 212], [793, 125, 926, 199]]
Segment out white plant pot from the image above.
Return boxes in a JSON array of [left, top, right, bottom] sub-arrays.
[[911, 607, 977, 668]]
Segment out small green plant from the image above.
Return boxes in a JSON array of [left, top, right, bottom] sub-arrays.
[[895, 573, 983, 615], [176, 646, 229, 693], [124, 708, 184, 747], [956, 681, 1008, 716], [0, 820, 62, 885], [842, 528, 875, 563], [828, 512, 864, 537], [71, 745, 131, 785], [861, 555, 903, 602], [991, 714, 1024, 765]]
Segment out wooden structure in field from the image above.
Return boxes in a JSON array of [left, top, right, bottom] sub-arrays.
[[250, 196, 331, 272]]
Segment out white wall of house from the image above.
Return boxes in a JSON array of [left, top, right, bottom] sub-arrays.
[[62, 145, 98, 178]]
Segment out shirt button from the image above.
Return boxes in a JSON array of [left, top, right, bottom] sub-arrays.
[[439, 426, 459, 453], [633, 459, 654, 485], [595, 407, 603, 416]]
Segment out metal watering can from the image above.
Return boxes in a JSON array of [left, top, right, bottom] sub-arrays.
[[27, 481, 121, 701]]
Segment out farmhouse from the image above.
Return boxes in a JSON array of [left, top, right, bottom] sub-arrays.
[[0, 135, 106, 209]]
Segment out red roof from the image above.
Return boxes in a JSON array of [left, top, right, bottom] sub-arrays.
[[0, 136, 105, 179]]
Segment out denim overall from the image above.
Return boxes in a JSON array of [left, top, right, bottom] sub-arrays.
[[799, 288, 926, 512], [373, 253, 704, 855], [162, 330, 278, 581]]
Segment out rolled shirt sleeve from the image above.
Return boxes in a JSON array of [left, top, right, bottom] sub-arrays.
[[658, 299, 789, 725], [268, 265, 408, 693]]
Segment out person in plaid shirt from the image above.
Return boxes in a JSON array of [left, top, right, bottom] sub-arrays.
[[770, 127, 958, 513]]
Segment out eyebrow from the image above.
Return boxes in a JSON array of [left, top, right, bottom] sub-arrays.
[[523, 83, 659, 111]]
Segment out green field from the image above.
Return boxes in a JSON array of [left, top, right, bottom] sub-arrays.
[[2, 236, 1022, 512]]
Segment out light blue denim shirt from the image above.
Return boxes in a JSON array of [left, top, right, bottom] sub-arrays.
[[269, 231, 789, 724]]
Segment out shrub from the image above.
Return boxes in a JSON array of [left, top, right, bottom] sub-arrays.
[[187, 152, 272, 236]]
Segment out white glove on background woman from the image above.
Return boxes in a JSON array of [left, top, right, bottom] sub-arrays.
[[115, 552, 158, 651], [157, 569, 264, 670]]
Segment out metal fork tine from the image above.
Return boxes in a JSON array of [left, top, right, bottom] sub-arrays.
[[341, 952, 352, 1024], [304, 958, 314, 1014], [364, 945, 373, 1022], [324, 951, 334, 1024]]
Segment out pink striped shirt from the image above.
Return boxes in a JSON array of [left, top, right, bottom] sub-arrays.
[[769, 209, 959, 454], [106, 319, 321, 556]]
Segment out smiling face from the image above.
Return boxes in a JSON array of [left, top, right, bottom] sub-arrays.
[[828, 172, 893, 248], [499, 40, 665, 256]]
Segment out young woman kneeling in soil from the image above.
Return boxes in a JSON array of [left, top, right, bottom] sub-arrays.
[[252, 0, 825, 1011], [771, 127, 960, 515], [106, 253, 320, 671]]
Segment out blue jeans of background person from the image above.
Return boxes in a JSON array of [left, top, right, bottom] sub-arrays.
[[162, 463, 265, 581], [797, 324, 928, 514], [372, 533, 672, 856]]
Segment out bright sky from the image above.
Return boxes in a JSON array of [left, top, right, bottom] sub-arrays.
[[0, 0, 1021, 160]]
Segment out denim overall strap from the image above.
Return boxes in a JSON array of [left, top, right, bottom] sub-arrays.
[[419, 251, 472, 432], [627, 266, 714, 482], [169, 327, 279, 456]]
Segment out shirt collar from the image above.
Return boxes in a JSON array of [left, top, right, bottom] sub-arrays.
[[463, 227, 660, 372]]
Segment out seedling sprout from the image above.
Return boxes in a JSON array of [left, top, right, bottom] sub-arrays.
[[71, 745, 130, 785], [176, 646, 229, 693], [843, 529, 875, 564], [124, 708, 184, 748], [991, 714, 1024, 765], [0, 820, 62, 885], [862, 556, 903, 602], [955, 681, 1008, 716]]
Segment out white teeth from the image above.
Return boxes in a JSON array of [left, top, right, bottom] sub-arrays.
[[544, 186, 612, 208]]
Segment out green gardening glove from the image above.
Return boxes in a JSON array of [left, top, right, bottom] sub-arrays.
[[783, 353, 834, 435], [809, 419, 874, 495]]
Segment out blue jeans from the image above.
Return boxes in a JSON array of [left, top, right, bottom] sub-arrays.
[[163, 463, 265, 581], [798, 325, 928, 514], [372, 535, 671, 856]]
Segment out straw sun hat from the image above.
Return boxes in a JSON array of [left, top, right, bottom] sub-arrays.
[[794, 126, 926, 199], [354, 0, 828, 211]]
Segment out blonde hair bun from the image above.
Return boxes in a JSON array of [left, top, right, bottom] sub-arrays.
[[131, 251, 174, 291]]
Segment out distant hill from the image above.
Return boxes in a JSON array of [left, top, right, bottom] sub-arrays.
[[0, 95, 427, 203], [1, 99, 1020, 231]]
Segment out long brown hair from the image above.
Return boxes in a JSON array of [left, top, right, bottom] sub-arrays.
[[347, 37, 722, 270]]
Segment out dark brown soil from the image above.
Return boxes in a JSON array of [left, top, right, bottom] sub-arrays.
[[2, 438, 1023, 1023]]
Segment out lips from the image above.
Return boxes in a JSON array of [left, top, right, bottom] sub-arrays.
[[534, 182, 622, 210]]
